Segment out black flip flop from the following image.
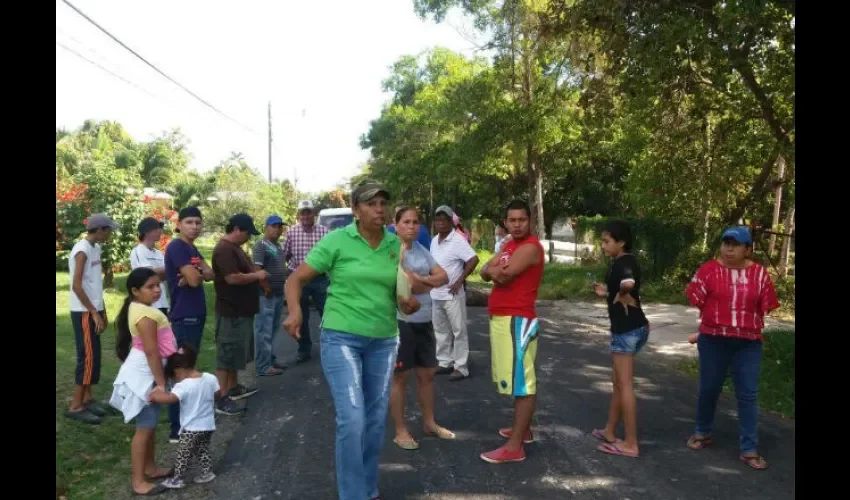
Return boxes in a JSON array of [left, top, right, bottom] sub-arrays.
[[134, 484, 167, 496], [147, 468, 174, 480]]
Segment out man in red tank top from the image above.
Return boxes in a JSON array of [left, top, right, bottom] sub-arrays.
[[478, 200, 545, 464]]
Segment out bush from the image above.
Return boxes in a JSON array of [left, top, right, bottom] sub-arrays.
[[575, 215, 701, 281]]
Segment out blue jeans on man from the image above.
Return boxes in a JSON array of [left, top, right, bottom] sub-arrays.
[[320, 329, 398, 500], [297, 275, 328, 360], [695, 334, 762, 453], [168, 316, 205, 438], [254, 294, 284, 375]]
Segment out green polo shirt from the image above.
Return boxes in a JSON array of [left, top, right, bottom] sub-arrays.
[[304, 222, 402, 338]]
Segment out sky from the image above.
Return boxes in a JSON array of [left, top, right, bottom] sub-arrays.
[[56, 0, 487, 193]]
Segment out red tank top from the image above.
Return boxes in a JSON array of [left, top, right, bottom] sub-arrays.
[[488, 235, 545, 318]]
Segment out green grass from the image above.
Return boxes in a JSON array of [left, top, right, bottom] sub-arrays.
[[467, 249, 689, 305], [56, 272, 218, 500], [676, 328, 795, 418]]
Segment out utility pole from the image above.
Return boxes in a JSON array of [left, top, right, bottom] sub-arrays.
[[267, 101, 273, 182]]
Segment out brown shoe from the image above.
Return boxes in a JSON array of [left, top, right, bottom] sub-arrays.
[[449, 370, 468, 381]]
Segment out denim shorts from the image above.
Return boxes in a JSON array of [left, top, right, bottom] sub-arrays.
[[135, 403, 161, 429], [610, 325, 649, 354]]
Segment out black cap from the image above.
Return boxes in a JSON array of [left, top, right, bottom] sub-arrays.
[[228, 213, 260, 235], [138, 217, 165, 238], [178, 206, 203, 221]]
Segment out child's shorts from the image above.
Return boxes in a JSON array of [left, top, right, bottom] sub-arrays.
[[610, 325, 649, 354], [135, 403, 161, 429]]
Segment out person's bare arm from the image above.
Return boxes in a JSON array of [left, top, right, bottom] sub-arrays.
[[255, 264, 273, 296], [413, 264, 448, 290], [449, 255, 480, 294], [480, 253, 503, 282], [179, 264, 203, 287], [491, 244, 540, 285], [148, 389, 179, 405], [198, 259, 214, 281], [137, 317, 167, 389], [72, 251, 105, 332], [224, 269, 269, 286], [283, 263, 321, 339]]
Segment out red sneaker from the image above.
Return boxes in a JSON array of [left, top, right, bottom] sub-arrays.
[[498, 427, 534, 444], [480, 445, 527, 464]]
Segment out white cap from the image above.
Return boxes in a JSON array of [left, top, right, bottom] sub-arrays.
[[297, 200, 315, 211]]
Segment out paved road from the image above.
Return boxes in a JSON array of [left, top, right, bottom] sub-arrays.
[[183, 305, 795, 499]]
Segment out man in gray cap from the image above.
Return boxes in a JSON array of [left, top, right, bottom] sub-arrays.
[[65, 213, 120, 424], [430, 205, 479, 381]]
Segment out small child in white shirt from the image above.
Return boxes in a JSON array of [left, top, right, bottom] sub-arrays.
[[149, 344, 220, 489]]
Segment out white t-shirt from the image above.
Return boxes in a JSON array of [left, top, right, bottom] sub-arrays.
[[130, 244, 170, 310], [172, 373, 219, 433], [68, 239, 104, 312], [429, 231, 478, 301]]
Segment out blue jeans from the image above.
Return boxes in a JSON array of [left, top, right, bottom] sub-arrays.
[[254, 295, 284, 375], [695, 334, 762, 453], [321, 329, 398, 500], [168, 316, 206, 436], [298, 275, 328, 357]]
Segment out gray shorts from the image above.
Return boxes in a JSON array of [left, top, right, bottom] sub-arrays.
[[215, 315, 253, 371], [135, 403, 161, 429]]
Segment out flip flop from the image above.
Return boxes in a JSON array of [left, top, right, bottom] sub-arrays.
[[424, 427, 456, 440], [687, 434, 713, 450], [591, 429, 622, 444], [393, 437, 420, 450], [596, 442, 639, 458], [134, 483, 167, 496], [739, 454, 768, 470], [146, 468, 174, 480]]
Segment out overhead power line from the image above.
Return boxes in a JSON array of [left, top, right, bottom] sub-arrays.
[[60, 0, 262, 137]]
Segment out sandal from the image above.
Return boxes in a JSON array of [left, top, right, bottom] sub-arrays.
[[146, 468, 174, 480], [596, 442, 639, 458], [739, 454, 768, 470], [133, 483, 167, 496], [424, 427, 456, 440], [687, 434, 712, 450], [592, 428, 622, 444], [393, 437, 420, 450]]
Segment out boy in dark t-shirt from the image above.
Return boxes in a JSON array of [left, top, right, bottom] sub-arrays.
[[164, 206, 214, 441], [591, 220, 649, 459]]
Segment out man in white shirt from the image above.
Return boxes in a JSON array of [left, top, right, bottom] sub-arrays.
[[130, 217, 170, 315], [430, 205, 479, 381], [66, 213, 120, 425]]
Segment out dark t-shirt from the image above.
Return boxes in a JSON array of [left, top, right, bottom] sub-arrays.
[[252, 238, 287, 295], [164, 239, 207, 320], [605, 254, 649, 334], [212, 239, 259, 317]]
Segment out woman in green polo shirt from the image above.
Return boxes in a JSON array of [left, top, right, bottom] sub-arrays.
[[284, 181, 419, 500]]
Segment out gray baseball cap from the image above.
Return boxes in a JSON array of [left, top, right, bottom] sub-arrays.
[[434, 205, 455, 218], [86, 213, 120, 230]]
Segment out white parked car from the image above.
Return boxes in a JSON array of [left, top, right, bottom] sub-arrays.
[[318, 207, 353, 231]]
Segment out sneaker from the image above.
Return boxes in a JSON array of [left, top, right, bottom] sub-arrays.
[[480, 445, 527, 464], [215, 396, 246, 416], [169, 429, 180, 444], [295, 354, 311, 364], [194, 471, 216, 484], [161, 477, 186, 489], [435, 366, 454, 375], [498, 427, 534, 444], [228, 384, 258, 401]]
